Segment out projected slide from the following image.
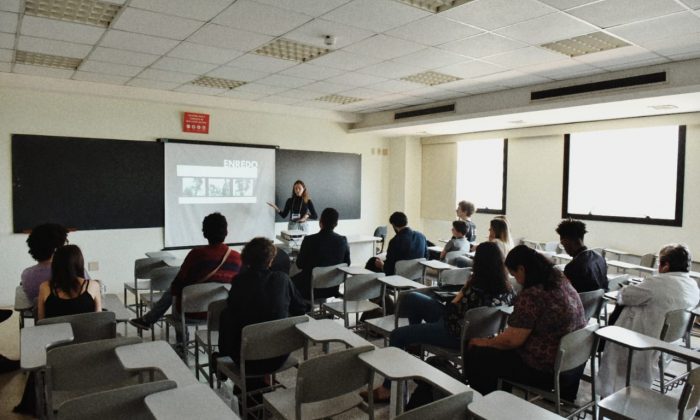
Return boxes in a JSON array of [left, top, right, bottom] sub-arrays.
[[164, 141, 276, 248]]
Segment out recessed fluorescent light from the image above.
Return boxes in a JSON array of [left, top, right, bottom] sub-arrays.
[[15, 50, 82, 70], [401, 70, 461, 86], [191, 76, 246, 90], [255, 38, 330, 63], [648, 104, 678, 110], [24, 0, 122, 28], [541, 32, 629, 57], [392, 0, 475, 13], [315, 94, 363, 105]]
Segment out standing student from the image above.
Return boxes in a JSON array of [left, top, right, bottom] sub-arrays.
[[456, 201, 477, 244], [267, 180, 318, 233]]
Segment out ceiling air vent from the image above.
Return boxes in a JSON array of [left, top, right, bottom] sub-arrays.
[[531, 72, 666, 101], [395, 104, 455, 120]]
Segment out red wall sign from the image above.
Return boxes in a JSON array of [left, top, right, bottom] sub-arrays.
[[183, 112, 210, 134]]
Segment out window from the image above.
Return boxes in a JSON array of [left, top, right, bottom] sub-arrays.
[[563, 125, 685, 226], [456, 138, 507, 214]]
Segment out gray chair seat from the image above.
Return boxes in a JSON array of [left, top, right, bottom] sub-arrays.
[[365, 315, 409, 336], [598, 386, 684, 419], [264, 386, 364, 419], [323, 300, 380, 315], [218, 354, 300, 378]]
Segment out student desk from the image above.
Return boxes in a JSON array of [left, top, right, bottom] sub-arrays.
[[115, 340, 198, 387], [20, 323, 74, 370], [145, 251, 176, 260], [377, 275, 427, 302], [419, 260, 455, 285], [468, 390, 565, 419], [295, 318, 374, 349], [603, 249, 631, 260], [145, 383, 238, 419], [358, 347, 479, 418]]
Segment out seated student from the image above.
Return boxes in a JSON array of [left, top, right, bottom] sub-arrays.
[[291, 207, 350, 301], [556, 219, 608, 292], [374, 211, 429, 275], [21, 223, 90, 302], [368, 241, 515, 401], [597, 244, 699, 397], [439, 221, 470, 262], [218, 237, 309, 376], [129, 212, 241, 331], [464, 245, 587, 399], [454, 217, 513, 268]]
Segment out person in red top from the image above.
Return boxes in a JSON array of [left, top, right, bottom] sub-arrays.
[[130, 212, 241, 330]]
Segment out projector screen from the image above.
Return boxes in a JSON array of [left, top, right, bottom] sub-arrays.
[[163, 140, 276, 248]]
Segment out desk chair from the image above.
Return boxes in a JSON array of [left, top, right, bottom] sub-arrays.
[[216, 315, 309, 419], [394, 391, 473, 420], [499, 323, 599, 419], [395, 258, 426, 282], [578, 289, 605, 324], [309, 263, 348, 317], [658, 308, 694, 393], [139, 266, 179, 340], [365, 289, 412, 346], [639, 253, 657, 268], [373, 226, 387, 255], [322, 272, 384, 329], [124, 258, 168, 317], [37, 311, 116, 343], [15, 285, 34, 329], [263, 346, 376, 420], [438, 267, 470, 287], [194, 299, 226, 388]]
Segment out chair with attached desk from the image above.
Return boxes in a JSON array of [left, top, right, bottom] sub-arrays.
[[37, 311, 116, 343], [164, 283, 230, 363], [263, 346, 376, 420], [216, 315, 309, 419], [124, 257, 169, 317], [394, 391, 473, 420], [438, 267, 470, 287], [395, 258, 426, 282], [55, 379, 177, 420], [373, 226, 387, 255], [15, 285, 35, 329], [657, 307, 695, 393], [45, 336, 147, 418], [578, 289, 605, 324], [139, 266, 179, 340], [194, 299, 226, 388], [364, 289, 413, 346], [322, 272, 384, 329], [309, 263, 348, 317], [498, 323, 599, 419]]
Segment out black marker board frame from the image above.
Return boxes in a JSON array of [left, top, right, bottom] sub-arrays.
[[12, 134, 164, 232], [275, 149, 361, 221]]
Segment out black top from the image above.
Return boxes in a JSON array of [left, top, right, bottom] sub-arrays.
[[564, 247, 608, 292], [220, 268, 309, 364], [292, 229, 351, 299], [384, 227, 429, 276], [278, 196, 318, 222], [44, 279, 96, 319]]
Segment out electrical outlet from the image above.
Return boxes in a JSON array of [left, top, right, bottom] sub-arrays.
[[88, 261, 99, 271]]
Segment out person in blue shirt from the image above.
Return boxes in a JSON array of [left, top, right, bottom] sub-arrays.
[[375, 211, 429, 275]]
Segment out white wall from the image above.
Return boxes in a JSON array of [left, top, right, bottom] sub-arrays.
[[421, 113, 700, 257], [0, 82, 391, 306]]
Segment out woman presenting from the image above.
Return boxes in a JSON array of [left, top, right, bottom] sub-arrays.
[[267, 180, 317, 232]]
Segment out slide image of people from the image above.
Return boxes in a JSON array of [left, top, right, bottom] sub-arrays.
[[182, 177, 206, 197], [208, 178, 226, 197], [234, 179, 254, 197]]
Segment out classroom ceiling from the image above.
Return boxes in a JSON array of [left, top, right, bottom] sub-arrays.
[[1, 0, 700, 116]]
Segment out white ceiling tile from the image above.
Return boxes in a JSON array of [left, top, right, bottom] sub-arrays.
[[368, 79, 425, 93], [278, 63, 345, 80], [100, 30, 179, 55], [112, 7, 203, 40], [301, 80, 355, 93], [322, 0, 429, 32], [483, 46, 565, 69], [441, 0, 555, 31], [127, 78, 181, 90], [343, 34, 424, 59], [80, 60, 144, 76], [234, 83, 290, 95], [0, 47, 11, 61], [174, 84, 228, 95], [356, 60, 425, 78], [436, 60, 505, 79], [392, 48, 470, 69], [129, 0, 234, 21], [73, 71, 130, 85], [88, 47, 159, 67], [256, 74, 313, 88], [139, 68, 196, 83], [187, 24, 273, 51], [0, 10, 17, 33], [0, 32, 13, 48], [567, 0, 684, 28], [439, 33, 527, 58], [640, 31, 700, 58], [253, 0, 350, 17], [668, 50, 700, 61], [152, 56, 218, 74], [608, 12, 700, 46], [573, 45, 661, 67], [537, 0, 598, 9], [337, 86, 386, 99], [386, 15, 483, 46], [227, 54, 298, 72], [13, 63, 74, 78], [219, 89, 266, 100], [601, 56, 669, 71], [0, 61, 10, 72], [277, 88, 328, 99], [495, 12, 598, 46], [20, 15, 105, 44], [308, 50, 383, 70], [325, 72, 387, 87], [168, 42, 243, 65], [258, 95, 301, 105], [518, 58, 602, 80], [18, 36, 93, 58], [679, 0, 700, 8], [284, 18, 374, 49], [0, 0, 20, 12], [297, 100, 347, 110], [207, 66, 268, 81], [213, 0, 312, 36], [473, 70, 551, 87]]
